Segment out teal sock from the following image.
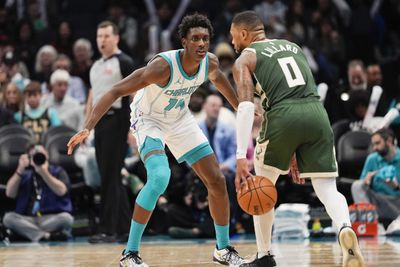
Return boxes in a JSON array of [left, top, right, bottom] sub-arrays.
[[214, 223, 230, 250], [125, 219, 146, 253]]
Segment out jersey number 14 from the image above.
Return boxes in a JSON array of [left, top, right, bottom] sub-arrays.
[[164, 98, 185, 111], [277, 56, 305, 88]]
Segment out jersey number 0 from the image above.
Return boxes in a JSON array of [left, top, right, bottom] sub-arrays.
[[277, 56, 306, 88]]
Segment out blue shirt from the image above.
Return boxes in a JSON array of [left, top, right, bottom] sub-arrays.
[[199, 120, 236, 172], [360, 148, 400, 196]]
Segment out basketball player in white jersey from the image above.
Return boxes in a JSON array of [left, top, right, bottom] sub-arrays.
[[67, 14, 245, 267]]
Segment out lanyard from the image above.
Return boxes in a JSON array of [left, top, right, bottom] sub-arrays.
[[32, 174, 42, 217]]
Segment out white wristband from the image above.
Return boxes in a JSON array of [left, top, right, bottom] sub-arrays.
[[236, 101, 254, 159]]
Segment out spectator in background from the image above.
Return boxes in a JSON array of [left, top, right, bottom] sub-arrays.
[[2, 82, 24, 114], [312, 18, 346, 84], [285, 0, 308, 45], [2, 51, 30, 91], [214, 42, 235, 78], [198, 94, 237, 227], [33, 45, 58, 83], [351, 128, 400, 226], [3, 144, 73, 242], [15, 81, 61, 143], [41, 69, 83, 131], [213, 0, 243, 43], [0, 105, 15, 127], [254, 0, 287, 38], [14, 19, 38, 73], [85, 21, 134, 243], [108, 2, 138, 58], [199, 94, 236, 177], [49, 54, 87, 104], [51, 21, 75, 59], [367, 64, 383, 88], [71, 38, 93, 90]]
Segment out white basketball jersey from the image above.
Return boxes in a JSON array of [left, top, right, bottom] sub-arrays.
[[130, 49, 209, 120]]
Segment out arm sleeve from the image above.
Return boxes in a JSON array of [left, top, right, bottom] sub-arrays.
[[236, 101, 254, 159]]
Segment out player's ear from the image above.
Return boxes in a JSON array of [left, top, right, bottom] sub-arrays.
[[240, 29, 247, 40], [181, 38, 187, 49]]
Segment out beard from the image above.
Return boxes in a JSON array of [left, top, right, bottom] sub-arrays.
[[377, 146, 389, 157]]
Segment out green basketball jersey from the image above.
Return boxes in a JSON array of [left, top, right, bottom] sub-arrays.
[[246, 39, 319, 109]]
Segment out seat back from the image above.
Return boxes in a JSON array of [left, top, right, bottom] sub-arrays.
[[46, 132, 81, 174], [41, 125, 76, 146], [0, 134, 33, 183], [332, 119, 350, 147], [337, 130, 371, 179], [0, 124, 33, 139]]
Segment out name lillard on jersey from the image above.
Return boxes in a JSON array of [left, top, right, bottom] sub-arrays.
[[260, 42, 298, 58], [164, 85, 198, 97]]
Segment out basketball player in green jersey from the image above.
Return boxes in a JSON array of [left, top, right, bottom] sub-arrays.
[[230, 11, 365, 267]]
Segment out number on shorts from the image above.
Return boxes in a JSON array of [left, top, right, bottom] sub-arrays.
[[277, 56, 305, 88], [164, 98, 185, 111]]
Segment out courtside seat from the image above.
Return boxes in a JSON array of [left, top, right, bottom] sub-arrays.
[[337, 130, 371, 179]]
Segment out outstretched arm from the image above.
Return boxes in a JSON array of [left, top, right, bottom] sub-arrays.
[[232, 51, 257, 193], [208, 53, 239, 110], [68, 57, 170, 154], [85, 58, 169, 130]]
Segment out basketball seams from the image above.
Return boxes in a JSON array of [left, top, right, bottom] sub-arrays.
[[238, 185, 274, 200], [259, 187, 277, 203], [252, 178, 265, 214], [237, 176, 277, 216]]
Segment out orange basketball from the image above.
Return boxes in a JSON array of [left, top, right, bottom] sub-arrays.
[[237, 176, 277, 215]]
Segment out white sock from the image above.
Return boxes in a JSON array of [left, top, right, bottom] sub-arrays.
[[311, 178, 351, 229], [253, 164, 280, 256], [254, 211, 274, 256]]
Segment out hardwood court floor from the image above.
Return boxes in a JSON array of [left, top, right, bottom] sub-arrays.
[[0, 237, 399, 267]]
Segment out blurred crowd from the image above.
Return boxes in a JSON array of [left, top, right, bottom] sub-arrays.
[[1, 0, 400, 241]]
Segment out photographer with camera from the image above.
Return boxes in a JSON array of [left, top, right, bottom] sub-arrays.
[[3, 144, 73, 242]]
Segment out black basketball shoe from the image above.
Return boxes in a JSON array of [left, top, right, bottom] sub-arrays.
[[239, 252, 276, 267]]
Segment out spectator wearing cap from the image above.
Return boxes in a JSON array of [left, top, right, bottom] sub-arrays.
[[214, 42, 236, 77], [2, 51, 30, 92], [15, 81, 61, 143], [41, 70, 84, 131]]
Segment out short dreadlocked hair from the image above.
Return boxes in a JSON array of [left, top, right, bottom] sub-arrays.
[[178, 13, 214, 39]]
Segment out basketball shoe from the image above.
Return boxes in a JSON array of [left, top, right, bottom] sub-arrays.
[[213, 245, 245, 266], [338, 226, 365, 267], [239, 252, 276, 267], [119, 250, 148, 267]]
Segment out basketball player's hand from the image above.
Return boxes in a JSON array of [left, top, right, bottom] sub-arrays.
[[289, 154, 304, 184], [236, 158, 253, 194], [67, 129, 90, 155]]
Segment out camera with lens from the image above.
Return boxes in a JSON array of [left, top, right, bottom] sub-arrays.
[[30, 146, 46, 166]]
